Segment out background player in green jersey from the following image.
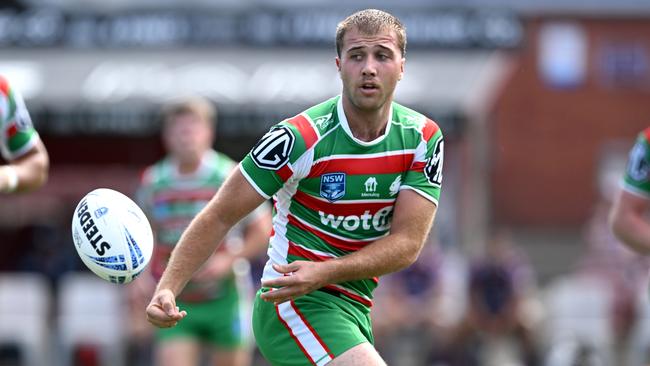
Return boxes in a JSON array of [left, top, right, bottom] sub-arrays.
[[610, 127, 650, 254], [132, 97, 271, 366], [146, 9, 443, 365], [0, 75, 49, 194]]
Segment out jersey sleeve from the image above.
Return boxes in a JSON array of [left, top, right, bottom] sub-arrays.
[[622, 128, 650, 198], [239, 119, 311, 199], [400, 120, 444, 206], [0, 76, 39, 161]]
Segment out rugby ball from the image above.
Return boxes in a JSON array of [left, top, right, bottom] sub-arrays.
[[71, 188, 153, 284]]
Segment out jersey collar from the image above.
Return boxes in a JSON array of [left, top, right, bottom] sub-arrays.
[[336, 95, 392, 147]]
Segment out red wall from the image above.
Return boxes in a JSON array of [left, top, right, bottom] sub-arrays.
[[491, 17, 650, 226]]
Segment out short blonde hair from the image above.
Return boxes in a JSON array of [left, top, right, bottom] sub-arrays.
[[335, 9, 407, 57], [162, 96, 216, 128]]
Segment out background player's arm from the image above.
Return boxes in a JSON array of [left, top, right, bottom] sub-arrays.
[[609, 189, 650, 254], [261, 189, 437, 304], [146, 168, 266, 327], [0, 139, 49, 193], [192, 204, 272, 282]]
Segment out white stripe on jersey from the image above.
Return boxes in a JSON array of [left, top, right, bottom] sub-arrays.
[[291, 242, 338, 258], [399, 186, 439, 206], [291, 213, 388, 243], [262, 180, 300, 281], [327, 283, 372, 302], [239, 164, 271, 200], [307, 195, 396, 205], [312, 149, 417, 165], [277, 301, 333, 366]]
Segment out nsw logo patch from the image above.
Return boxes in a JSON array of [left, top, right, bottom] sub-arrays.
[[251, 126, 295, 170], [320, 173, 346, 202]]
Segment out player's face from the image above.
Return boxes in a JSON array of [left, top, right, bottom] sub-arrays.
[[163, 113, 213, 163], [336, 26, 404, 113]]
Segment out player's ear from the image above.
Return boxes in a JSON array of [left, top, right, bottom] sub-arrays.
[[335, 57, 341, 72]]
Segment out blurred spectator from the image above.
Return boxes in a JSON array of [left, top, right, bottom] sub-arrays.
[[442, 228, 542, 366], [371, 237, 468, 366], [0, 74, 49, 195], [128, 97, 271, 366]]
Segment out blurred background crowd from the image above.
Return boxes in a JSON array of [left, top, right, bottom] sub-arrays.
[[2, 0, 650, 365]]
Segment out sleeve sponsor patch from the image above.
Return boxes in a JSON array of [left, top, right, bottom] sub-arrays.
[[424, 137, 444, 187], [627, 141, 650, 182], [251, 126, 295, 170]]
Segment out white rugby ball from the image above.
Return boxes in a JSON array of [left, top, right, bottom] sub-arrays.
[[71, 188, 154, 284]]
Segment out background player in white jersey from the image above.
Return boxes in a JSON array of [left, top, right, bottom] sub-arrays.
[[131, 97, 271, 366], [146, 9, 444, 366], [0, 75, 49, 194]]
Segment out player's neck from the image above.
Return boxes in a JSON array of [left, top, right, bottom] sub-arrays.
[[342, 99, 391, 142], [174, 155, 203, 175]]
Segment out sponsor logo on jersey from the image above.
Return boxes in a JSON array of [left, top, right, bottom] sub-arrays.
[[319, 206, 393, 232], [251, 126, 295, 170], [361, 177, 380, 198], [314, 113, 333, 129], [320, 172, 346, 202], [424, 138, 444, 187], [389, 175, 402, 196], [627, 142, 650, 181]]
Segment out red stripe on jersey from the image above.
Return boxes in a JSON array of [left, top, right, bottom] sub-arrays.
[[422, 119, 440, 142], [308, 153, 414, 178], [153, 189, 217, 204], [288, 238, 378, 283], [287, 214, 370, 251], [410, 161, 426, 172], [275, 164, 293, 182], [287, 115, 318, 150], [288, 242, 332, 262], [643, 127, 650, 142], [293, 190, 394, 216], [0, 77, 9, 96], [7, 124, 18, 138], [323, 285, 373, 307], [290, 301, 335, 359], [275, 303, 317, 366]]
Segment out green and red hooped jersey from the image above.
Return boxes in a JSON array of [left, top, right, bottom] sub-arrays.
[[240, 95, 444, 308], [138, 150, 243, 302], [623, 127, 650, 198], [0, 75, 39, 161]]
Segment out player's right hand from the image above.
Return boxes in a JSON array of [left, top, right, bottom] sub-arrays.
[[146, 288, 187, 328]]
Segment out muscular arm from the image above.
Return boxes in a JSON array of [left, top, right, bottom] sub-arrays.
[[0, 139, 49, 193], [261, 189, 438, 304], [147, 168, 266, 327], [609, 189, 650, 254]]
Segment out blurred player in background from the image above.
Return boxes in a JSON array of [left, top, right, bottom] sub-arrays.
[[146, 9, 444, 365], [0, 74, 49, 194], [610, 127, 650, 254], [132, 97, 271, 366]]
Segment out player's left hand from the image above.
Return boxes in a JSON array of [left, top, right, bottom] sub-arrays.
[[260, 261, 331, 305]]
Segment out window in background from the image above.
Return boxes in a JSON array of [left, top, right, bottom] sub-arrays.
[[598, 41, 649, 90], [538, 21, 587, 90]]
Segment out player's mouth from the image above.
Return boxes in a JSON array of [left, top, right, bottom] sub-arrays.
[[359, 82, 379, 95]]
